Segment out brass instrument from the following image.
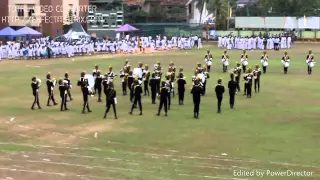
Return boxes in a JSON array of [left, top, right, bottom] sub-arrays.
[[263, 54, 268, 61]]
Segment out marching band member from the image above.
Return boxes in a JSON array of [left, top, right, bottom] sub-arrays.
[[243, 68, 253, 98], [77, 71, 92, 114], [142, 64, 150, 96], [129, 78, 143, 115], [196, 62, 202, 73], [31, 77, 41, 110], [169, 62, 176, 72], [58, 79, 69, 111], [306, 49, 315, 75], [191, 78, 203, 119], [221, 49, 229, 72], [154, 62, 162, 94], [253, 65, 261, 93], [260, 51, 268, 74], [233, 62, 241, 93], [177, 66, 184, 78], [241, 50, 248, 73], [46, 72, 58, 106], [215, 78, 225, 113], [104, 81, 118, 119], [92, 64, 99, 76], [281, 51, 290, 74], [156, 81, 169, 117], [202, 66, 210, 95], [95, 71, 103, 102], [124, 59, 131, 71], [127, 71, 134, 102], [149, 73, 158, 104], [165, 74, 173, 110], [205, 55, 212, 72], [106, 65, 116, 84], [177, 73, 186, 105], [64, 72, 73, 101], [103, 73, 109, 105], [120, 66, 129, 95], [228, 73, 237, 109], [92, 64, 99, 94], [169, 62, 176, 97]]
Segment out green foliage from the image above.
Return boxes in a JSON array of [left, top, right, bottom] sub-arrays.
[[237, 0, 320, 17], [131, 10, 148, 23], [66, 9, 74, 25]]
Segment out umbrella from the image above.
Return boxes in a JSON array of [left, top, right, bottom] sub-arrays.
[[115, 24, 139, 32], [0, 27, 22, 36], [16, 26, 42, 36]]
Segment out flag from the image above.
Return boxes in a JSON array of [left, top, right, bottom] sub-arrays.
[[304, 15, 307, 25], [229, 8, 232, 17], [246, 7, 250, 16], [284, 16, 287, 25]]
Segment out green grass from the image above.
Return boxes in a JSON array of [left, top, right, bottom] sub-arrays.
[[0, 43, 319, 180]]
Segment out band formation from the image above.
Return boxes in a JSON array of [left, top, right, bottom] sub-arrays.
[[30, 49, 315, 119]]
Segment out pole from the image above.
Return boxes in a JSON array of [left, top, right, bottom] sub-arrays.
[[227, 1, 230, 30], [122, 1, 124, 25]]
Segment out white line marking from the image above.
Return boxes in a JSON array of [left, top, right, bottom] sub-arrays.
[[3, 120, 320, 170], [0, 167, 107, 179]]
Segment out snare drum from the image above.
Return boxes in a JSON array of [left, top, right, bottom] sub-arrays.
[[224, 61, 229, 66]]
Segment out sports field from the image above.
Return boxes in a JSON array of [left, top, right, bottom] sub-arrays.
[[0, 43, 319, 180]]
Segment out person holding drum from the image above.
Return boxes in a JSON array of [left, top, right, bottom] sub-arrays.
[[46, 72, 58, 106], [205, 54, 212, 72], [281, 51, 290, 74], [241, 50, 249, 73], [260, 51, 268, 74], [221, 49, 229, 73], [306, 49, 315, 75], [77, 72, 92, 114], [31, 77, 42, 110]]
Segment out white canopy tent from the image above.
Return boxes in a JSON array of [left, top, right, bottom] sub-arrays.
[[63, 22, 91, 40]]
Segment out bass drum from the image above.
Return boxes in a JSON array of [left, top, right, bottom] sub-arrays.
[[242, 60, 248, 66], [263, 61, 268, 67], [84, 74, 95, 90], [309, 62, 315, 68], [284, 62, 290, 67], [223, 61, 229, 66], [133, 68, 143, 79]]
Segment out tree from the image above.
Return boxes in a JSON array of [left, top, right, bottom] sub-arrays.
[[66, 9, 74, 24], [195, 0, 209, 25]]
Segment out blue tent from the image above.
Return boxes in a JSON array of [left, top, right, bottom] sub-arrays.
[[0, 27, 22, 36]]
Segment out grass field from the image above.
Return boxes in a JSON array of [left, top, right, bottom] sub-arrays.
[[0, 43, 319, 180]]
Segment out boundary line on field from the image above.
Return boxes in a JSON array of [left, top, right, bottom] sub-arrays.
[[2, 120, 320, 170]]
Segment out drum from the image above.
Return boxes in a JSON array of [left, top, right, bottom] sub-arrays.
[[84, 74, 95, 91], [36, 78, 42, 86], [243, 61, 248, 66], [207, 60, 212, 66], [133, 68, 143, 79], [224, 61, 229, 66], [197, 74, 205, 83], [284, 62, 290, 67], [309, 62, 315, 67], [52, 79, 57, 87], [263, 61, 268, 67]]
